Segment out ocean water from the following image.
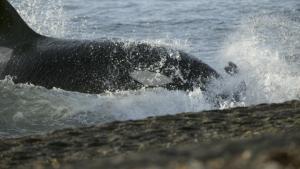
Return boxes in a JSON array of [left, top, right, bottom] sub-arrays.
[[1, 0, 300, 138]]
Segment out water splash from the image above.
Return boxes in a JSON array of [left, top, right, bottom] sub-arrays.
[[216, 14, 300, 107], [10, 0, 66, 37]]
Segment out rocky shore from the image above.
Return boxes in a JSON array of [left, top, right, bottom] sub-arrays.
[[1, 100, 300, 169]]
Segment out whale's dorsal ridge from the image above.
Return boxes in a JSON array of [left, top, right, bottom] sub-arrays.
[[0, 0, 41, 48]]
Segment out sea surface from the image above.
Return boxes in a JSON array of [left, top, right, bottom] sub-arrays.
[[1, 0, 300, 138]]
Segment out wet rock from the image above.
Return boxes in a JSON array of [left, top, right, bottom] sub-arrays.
[[58, 134, 300, 169], [0, 100, 300, 169]]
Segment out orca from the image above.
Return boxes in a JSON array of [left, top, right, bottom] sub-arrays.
[[0, 0, 222, 94]]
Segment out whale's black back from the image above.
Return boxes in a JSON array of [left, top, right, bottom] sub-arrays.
[[2, 38, 219, 93]]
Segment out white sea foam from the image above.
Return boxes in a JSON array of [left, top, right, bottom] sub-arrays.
[[0, 77, 211, 137]]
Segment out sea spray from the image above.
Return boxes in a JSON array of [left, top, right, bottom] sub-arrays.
[[216, 15, 300, 107], [10, 0, 66, 37]]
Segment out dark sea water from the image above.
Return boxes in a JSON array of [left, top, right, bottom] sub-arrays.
[[1, 0, 300, 137]]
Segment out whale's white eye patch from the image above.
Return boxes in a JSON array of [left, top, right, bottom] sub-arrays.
[[0, 47, 13, 74], [130, 70, 172, 86], [0, 47, 13, 62]]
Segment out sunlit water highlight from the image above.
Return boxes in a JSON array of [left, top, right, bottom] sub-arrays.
[[1, 0, 300, 138]]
